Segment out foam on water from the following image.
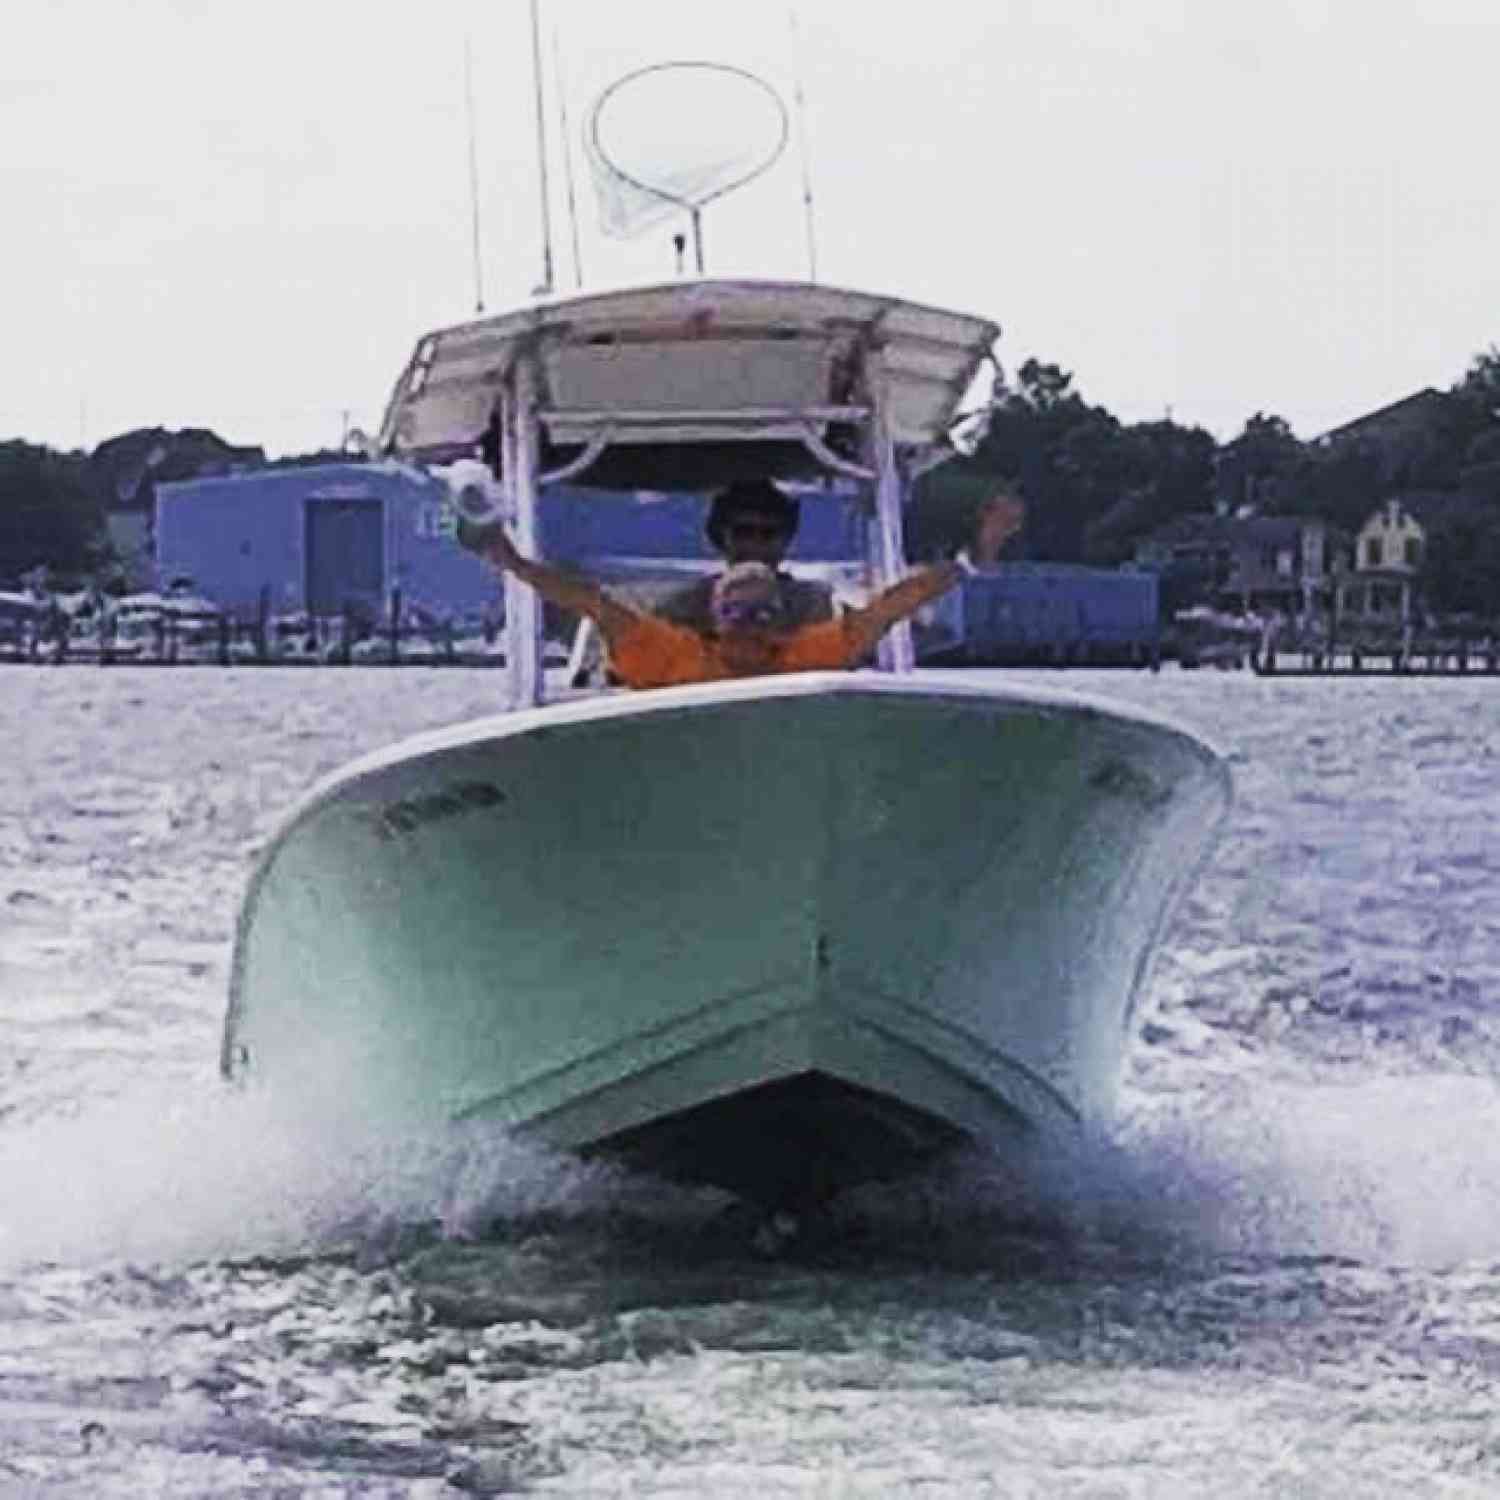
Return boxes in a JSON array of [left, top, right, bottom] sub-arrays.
[[1119, 1074, 1500, 1267], [6, 1063, 1500, 1275], [856, 1073, 1500, 1272], [0, 1077, 649, 1273]]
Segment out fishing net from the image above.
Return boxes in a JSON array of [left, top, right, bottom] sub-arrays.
[[585, 61, 789, 240]]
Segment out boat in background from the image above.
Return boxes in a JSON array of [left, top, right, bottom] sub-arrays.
[[0, 591, 47, 661], [221, 278, 1231, 1211], [107, 582, 226, 663]]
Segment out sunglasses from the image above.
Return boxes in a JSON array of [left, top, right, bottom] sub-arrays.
[[725, 521, 789, 542], [713, 599, 782, 628]]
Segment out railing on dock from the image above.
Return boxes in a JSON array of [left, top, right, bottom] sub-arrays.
[[0, 594, 509, 668], [1254, 623, 1500, 677]]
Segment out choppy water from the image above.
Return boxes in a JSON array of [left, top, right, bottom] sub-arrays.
[[3, 664, 1500, 1496]]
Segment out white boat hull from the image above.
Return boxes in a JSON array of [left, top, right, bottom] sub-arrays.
[[223, 673, 1229, 1205]]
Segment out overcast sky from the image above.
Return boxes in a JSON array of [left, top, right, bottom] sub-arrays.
[[4, 0, 1496, 457]]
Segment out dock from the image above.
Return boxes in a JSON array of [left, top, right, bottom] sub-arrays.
[[1253, 637, 1500, 677]]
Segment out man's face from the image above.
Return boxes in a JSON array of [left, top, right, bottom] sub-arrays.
[[721, 509, 791, 567]]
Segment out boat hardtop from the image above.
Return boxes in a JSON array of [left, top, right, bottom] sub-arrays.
[[379, 277, 1000, 475]]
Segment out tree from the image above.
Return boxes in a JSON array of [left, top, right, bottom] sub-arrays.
[[975, 359, 1134, 560], [1422, 494, 1500, 619], [1455, 354, 1500, 501], [1216, 412, 1302, 513], [1283, 438, 1384, 535], [1462, 427, 1500, 503], [1453, 346, 1500, 428], [910, 358, 1217, 565], [1014, 358, 1076, 413], [1082, 419, 1217, 565], [0, 441, 108, 585], [905, 468, 1006, 562]]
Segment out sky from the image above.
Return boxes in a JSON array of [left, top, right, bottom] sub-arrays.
[[3, 0, 1496, 458]]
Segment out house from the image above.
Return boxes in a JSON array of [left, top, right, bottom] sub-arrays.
[[1134, 514, 1347, 616], [1313, 389, 1447, 454], [1310, 387, 1463, 500], [1335, 490, 1458, 624]]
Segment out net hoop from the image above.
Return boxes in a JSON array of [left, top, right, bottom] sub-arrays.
[[586, 60, 790, 226]]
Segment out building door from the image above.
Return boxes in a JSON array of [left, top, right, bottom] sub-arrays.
[[305, 498, 384, 619]]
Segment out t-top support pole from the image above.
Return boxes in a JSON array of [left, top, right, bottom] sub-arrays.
[[864, 345, 915, 673], [503, 354, 546, 706]]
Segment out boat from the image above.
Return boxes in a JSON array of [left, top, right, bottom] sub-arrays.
[[220, 278, 1232, 1210], [0, 591, 47, 661], [107, 582, 226, 663]]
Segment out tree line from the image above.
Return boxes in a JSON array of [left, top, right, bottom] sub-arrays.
[[0, 427, 265, 594], [4, 348, 1499, 614], [910, 345, 1500, 617]]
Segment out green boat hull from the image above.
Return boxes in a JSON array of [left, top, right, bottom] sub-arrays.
[[223, 673, 1230, 1205]]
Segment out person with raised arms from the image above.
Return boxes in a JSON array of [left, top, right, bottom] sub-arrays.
[[469, 515, 1018, 690]]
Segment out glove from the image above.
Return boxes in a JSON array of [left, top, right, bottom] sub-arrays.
[[456, 517, 507, 555]]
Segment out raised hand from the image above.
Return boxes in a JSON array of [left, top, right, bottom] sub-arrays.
[[458, 520, 520, 571], [456, 517, 510, 561]]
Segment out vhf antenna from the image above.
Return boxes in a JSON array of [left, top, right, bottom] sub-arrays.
[[463, 36, 485, 314], [528, 0, 556, 296], [789, 8, 820, 282], [553, 23, 585, 289]]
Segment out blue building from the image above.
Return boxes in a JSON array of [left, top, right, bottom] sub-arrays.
[[925, 564, 1161, 666], [155, 462, 497, 624]]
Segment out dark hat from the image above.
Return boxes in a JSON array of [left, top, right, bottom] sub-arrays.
[[705, 479, 800, 549]]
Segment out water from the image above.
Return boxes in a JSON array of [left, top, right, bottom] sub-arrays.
[[3, 664, 1500, 1496]]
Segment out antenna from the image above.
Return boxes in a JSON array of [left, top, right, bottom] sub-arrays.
[[528, 0, 556, 296], [552, 24, 585, 289], [464, 36, 485, 314], [789, 8, 820, 282]]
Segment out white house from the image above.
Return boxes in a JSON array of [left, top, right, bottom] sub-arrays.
[[1336, 491, 1455, 623]]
